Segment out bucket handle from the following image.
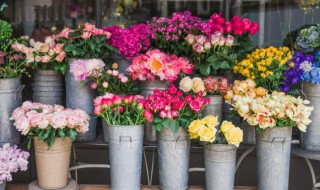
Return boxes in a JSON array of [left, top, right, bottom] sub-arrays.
[[270, 137, 286, 151], [119, 136, 132, 148], [15, 85, 25, 103]]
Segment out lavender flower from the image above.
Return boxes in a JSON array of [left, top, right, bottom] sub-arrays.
[[299, 61, 313, 72], [0, 144, 29, 183]]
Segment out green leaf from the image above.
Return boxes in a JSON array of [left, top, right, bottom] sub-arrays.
[[154, 117, 163, 124], [207, 56, 218, 63], [154, 123, 162, 131], [59, 129, 66, 140], [69, 129, 77, 141], [126, 116, 134, 125], [200, 64, 211, 76], [220, 61, 230, 69]]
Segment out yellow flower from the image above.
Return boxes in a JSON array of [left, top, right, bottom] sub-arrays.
[[198, 126, 217, 143], [202, 115, 219, 127], [220, 121, 235, 134], [188, 120, 205, 139], [289, 62, 295, 68], [192, 77, 205, 93], [224, 127, 243, 147]]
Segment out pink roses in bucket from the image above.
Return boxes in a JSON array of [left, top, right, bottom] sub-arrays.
[[142, 84, 210, 132], [10, 101, 90, 147], [127, 49, 194, 82]]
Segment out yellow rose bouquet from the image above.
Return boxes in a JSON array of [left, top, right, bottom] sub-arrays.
[[188, 115, 243, 147], [233, 46, 292, 92]]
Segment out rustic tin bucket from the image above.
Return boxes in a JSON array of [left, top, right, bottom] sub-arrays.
[[102, 119, 109, 143], [66, 59, 97, 141], [108, 124, 144, 190], [158, 127, 190, 190], [256, 127, 292, 190], [300, 82, 320, 151], [33, 69, 64, 105], [140, 80, 170, 142], [109, 53, 130, 73], [203, 95, 223, 123], [204, 144, 237, 190], [0, 78, 24, 146], [241, 120, 256, 145], [34, 137, 72, 189]]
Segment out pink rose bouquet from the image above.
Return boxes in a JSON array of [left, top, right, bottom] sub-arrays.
[[90, 63, 140, 95], [142, 84, 210, 132], [12, 36, 67, 74], [102, 24, 152, 59], [55, 23, 115, 59], [69, 58, 105, 81], [186, 31, 237, 76], [10, 101, 90, 148], [94, 93, 146, 125], [179, 76, 232, 95], [0, 144, 29, 183], [127, 49, 194, 82]]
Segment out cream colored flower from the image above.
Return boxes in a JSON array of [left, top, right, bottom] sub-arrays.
[[198, 126, 217, 143], [192, 77, 205, 93], [179, 77, 193, 93], [224, 127, 243, 147], [220, 121, 235, 134]]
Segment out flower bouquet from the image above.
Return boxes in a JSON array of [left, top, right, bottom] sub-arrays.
[[127, 49, 194, 83], [294, 25, 320, 53], [10, 101, 89, 189], [188, 116, 243, 190], [90, 63, 140, 95], [93, 93, 146, 190], [233, 46, 292, 92], [142, 84, 209, 190], [0, 144, 29, 188]]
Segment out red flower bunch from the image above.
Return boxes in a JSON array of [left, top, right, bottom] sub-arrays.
[[202, 13, 259, 36], [203, 77, 233, 95], [143, 84, 210, 132], [93, 93, 146, 125]]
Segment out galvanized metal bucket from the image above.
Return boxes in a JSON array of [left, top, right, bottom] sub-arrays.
[[66, 59, 97, 142], [109, 53, 130, 73], [158, 127, 190, 190], [256, 127, 292, 190], [0, 78, 24, 146], [140, 80, 170, 142], [300, 82, 320, 151], [203, 95, 223, 123], [33, 69, 64, 106], [0, 181, 5, 190], [108, 124, 144, 190], [223, 102, 241, 127], [204, 144, 237, 190], [241, 120, 256, 145], [102, 119, 109, 143]]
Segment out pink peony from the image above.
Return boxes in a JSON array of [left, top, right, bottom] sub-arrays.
[[50, 113, 67, 129], [144, 110, 153, 122]]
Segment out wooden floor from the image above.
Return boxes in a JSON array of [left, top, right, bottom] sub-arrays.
[[7, 184, 257, 190]]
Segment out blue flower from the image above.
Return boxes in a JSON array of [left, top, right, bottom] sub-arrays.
[[315, 50, 320, 59], [301, 72, 311, 82], [314, 61, 319, 67]]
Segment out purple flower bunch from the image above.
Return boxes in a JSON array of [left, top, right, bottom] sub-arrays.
[[301, 50, 320, 84], [280, 52, 313, 92], [148, 11, 202, 41], [103, 24, 152, 59], [0, 144, 29, 183]]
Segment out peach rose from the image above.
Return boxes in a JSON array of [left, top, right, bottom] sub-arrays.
[[41, 55, 51, 63], [55, 52, 66, 62], [84, 23, 95, 32]]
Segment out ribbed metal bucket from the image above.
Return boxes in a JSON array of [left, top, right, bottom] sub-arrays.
[[66, 59, 97, 141], [203, 95, 223, 123], [140, 80, 170, 142], [256, 127, 292, 190], [33, 69, 64, 105], [158, 127, 190, 190], [300, 82, 320, 151], [241, 120, 256, 145], [109, 53, 130, 73], [108, 124, 144, 190], [0, 78, 24, 146], [204, 144, 237, 190], [0, 181, 5, 190], [34, 137, 72, 189], [102, 119, 109, 143]]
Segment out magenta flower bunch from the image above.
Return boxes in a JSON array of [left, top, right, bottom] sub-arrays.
[[0, 144, 29, 183], [103, 24, 152, 59]]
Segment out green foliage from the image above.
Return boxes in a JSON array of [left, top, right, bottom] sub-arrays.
[[0, 19, 13, 51]]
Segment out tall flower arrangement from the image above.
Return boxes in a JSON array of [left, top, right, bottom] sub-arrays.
[[55, 23, 115, 59], [10, 101, 90, 148], [142, 84, 210, 132], [127, 49, 194, 82], [0, 144, 29, 183], [233, 46, 292, 92], [103, 24, 152, 59]]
